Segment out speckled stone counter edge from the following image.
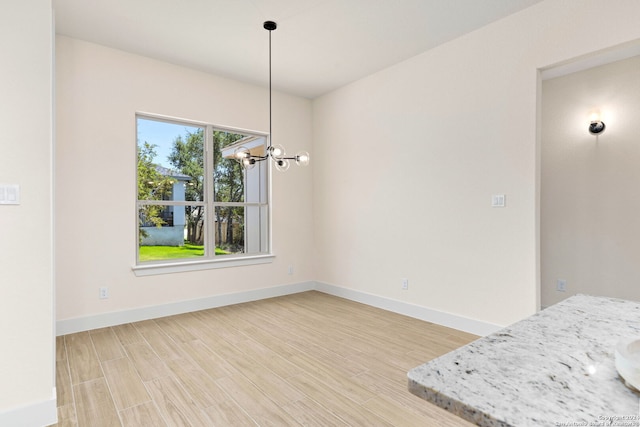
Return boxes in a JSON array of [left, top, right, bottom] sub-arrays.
[[408, 378, 511, 427]]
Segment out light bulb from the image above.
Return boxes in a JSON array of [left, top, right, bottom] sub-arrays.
[[275, 158, 290, 172], [234, 146, 250, 161], [270, 145, 286, 159], [295, 151, 310, 166], [242, 157, 256, 170]]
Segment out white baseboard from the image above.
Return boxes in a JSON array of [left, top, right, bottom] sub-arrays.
[[56, 280, 501, 337], [0, 389, 57, 427], [315, 282, 502, 336], [56, 281, 316, 336]]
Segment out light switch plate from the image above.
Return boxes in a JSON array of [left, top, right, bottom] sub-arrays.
[[491, 194, 506, 207], [0, 184, 20, 205]]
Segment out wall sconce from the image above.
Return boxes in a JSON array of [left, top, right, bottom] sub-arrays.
[[588, 112, 606, 135]]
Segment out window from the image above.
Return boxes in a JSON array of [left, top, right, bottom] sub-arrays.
[[135, 115, 270, 273]]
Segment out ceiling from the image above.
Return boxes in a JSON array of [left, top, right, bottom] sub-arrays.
[[53, 0, 542, 99]]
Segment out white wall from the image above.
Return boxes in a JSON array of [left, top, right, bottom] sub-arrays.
[[541, 55, 640, 307], [312, 0, 640, 326], [55, 36, 314, 323], [0, 0, 56, 424]]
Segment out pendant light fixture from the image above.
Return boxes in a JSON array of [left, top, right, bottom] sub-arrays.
[[234, 20, 310, 172]]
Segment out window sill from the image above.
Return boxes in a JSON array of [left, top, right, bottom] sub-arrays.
[[132, 254, 275, 277]]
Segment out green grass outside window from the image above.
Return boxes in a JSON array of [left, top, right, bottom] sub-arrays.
[[139, 243, 229, 261]]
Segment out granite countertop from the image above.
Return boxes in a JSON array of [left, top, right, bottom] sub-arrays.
[[408, 295, 640, 426]]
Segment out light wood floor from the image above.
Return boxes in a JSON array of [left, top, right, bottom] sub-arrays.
[[51, 291, 478, 426]]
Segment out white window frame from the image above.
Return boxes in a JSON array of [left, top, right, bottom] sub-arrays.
[[132, 112, 273, 276]]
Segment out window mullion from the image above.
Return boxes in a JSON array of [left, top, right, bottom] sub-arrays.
[[205, 125, 215, 258]]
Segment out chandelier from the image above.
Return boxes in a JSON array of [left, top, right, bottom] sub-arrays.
[[234, 21, 310, 172]]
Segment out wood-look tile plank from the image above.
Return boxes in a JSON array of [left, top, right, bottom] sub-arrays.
[[153, 316, 197, 343], [169, 313, 213, 340], [243, 316, 369, 379], [189, 310, 249, 345], [362, 395, 455, 427], [282, 333, 369, 377], [352, 369, 410, 398], [179, 339, 238, 380], [124, 342, 171, 381], [163, 357, 229, 409], [213, 344, 304, 407], [55, 403, 78, 427], [65, 332, 103, 385], [73, 378, 120, 427], [281, 397, 350, 427], [145, 375, 211, 427], [242, 305, 378, 371], [56, 336, 67, 362], [348, 350, 410, 383], [102, 357, 151, 410], [54, 405, 78, 427], [286, 351, 376, 405], [232, 338, 303, 379], [249, 315, 365, 369], [120, 401, 167, 427], [187, 319, 239, 357], [349, 324, 437, 355], [215, 374, 300, 426], [285, 373, 396, 427], [87, 327, 111, 335], [90, 328, 125, 362], [282, 292, 392, 330], [203, 400, 258, 427], [55, 360, 74, 408], [203, 304, 257, 332], [323, 325, 409, 360], [112, 323, 145, 346], [444, 331, 479, 347], [132, 320, 186, 360], [177, 313, 250, 358], [236, 324, 296, 358]]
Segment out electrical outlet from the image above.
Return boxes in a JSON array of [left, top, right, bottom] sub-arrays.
[[99, 287, 109, 299], [556, 279, 567, 292], [401, 278, 409, 290], [288, 265, 294, 275]]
